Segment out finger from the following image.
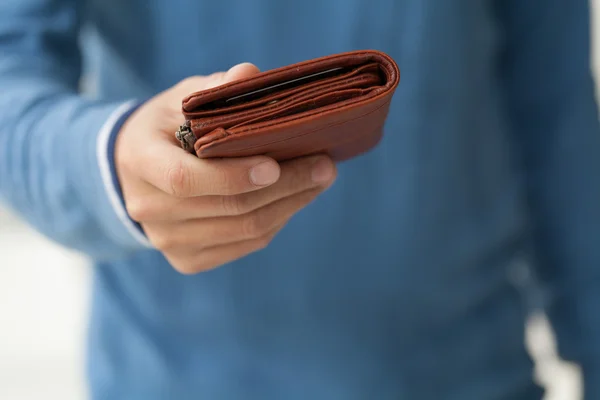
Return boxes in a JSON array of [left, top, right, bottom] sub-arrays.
[[169, 62, 261, 103], [223, 62, 261, 82], [215, 154, 336, 217], [139, 140, 282, 197], [165, 224, 280, 275], [129, 154, 335, 222], [161, 63, 262, 125], [145, 187, 323, 251]]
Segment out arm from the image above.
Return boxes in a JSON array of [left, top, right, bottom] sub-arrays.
[[0, 0, 336, 272], [0, 0, 150, 259], [497, 1, 600, 397]]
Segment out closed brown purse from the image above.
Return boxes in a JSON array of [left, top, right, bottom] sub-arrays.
[[176, 50, 399, 162]]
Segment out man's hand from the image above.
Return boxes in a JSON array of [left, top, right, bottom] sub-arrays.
[[115, 63, 337, 274]]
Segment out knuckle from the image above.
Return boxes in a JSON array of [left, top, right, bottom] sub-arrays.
[[125, 198, 152, 221], [149, 231, 176, 251], [166, 162, 192, 198], [172, 260, 203, 275], [220, 195, 248, 216], [220, 195, 241, 215], [178, 257, 214, 275], [163, 248, 213, 276]]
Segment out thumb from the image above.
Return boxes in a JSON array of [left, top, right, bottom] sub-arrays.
[[223, 62, 261, 83], [166, 63, 261, 113], [205, 62, 261, 88]]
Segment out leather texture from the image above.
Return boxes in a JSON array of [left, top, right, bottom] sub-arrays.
[[179, 50, 400, 162]]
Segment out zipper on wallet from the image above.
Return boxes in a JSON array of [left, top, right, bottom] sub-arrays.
[[175, 121, 196, 152]]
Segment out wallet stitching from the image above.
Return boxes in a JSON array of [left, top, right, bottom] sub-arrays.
[[203, 99, 392, 154], [192, 74, 380, 128]]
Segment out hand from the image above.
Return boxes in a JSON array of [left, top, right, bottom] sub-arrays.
[[115, 63, 337, 274]]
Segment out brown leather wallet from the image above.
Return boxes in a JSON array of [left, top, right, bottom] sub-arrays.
[[176, 50, 399, 162]]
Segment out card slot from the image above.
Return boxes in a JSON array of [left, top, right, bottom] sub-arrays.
[[190, 72, 382, 137], [184, 63, 381, 119]]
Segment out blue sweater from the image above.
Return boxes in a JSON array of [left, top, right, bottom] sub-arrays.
[[1, 1, 599, 399]]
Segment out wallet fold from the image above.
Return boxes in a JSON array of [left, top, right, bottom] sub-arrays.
[[176, 50, 399, 162]]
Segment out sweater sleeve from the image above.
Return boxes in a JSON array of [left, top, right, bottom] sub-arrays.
[[0, 0, 152, 261]]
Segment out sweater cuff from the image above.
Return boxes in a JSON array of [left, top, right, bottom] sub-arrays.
[[95, 100, 153, 248]]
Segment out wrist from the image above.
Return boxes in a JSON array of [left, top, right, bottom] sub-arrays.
[[97, 99, 152, 248]]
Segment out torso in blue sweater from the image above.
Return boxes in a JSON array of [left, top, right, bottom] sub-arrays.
[[7, 0, 600, 399]]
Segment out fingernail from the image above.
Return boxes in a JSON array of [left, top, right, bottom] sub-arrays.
[[250, 162, 279, 186], [311, 158, 334, 184]]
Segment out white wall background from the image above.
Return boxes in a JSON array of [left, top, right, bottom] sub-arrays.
[[2, 3, 600, 399]]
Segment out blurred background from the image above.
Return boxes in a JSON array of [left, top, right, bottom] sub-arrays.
[[1, 3, 600, 400]]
